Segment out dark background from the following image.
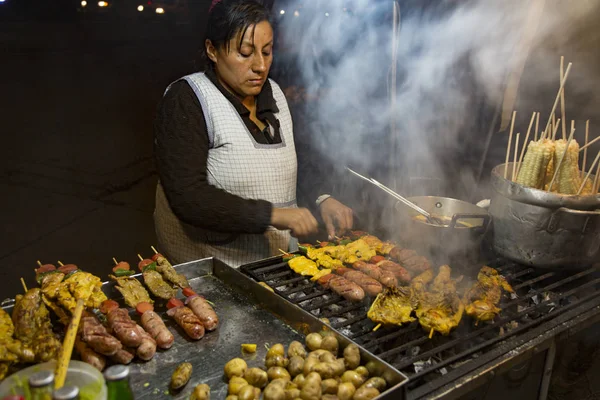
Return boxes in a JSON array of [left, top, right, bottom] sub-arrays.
[[1, 0, 599, 300]]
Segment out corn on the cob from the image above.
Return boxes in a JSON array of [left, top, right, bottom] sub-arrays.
[[544, 153, 556, 191], [516, 139, 555, 189], [553, 139, 582, 194]]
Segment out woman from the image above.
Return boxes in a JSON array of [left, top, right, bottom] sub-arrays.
[[153, 0, 353, 267]]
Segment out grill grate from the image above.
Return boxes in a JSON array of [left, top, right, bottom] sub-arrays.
[[240, 256, 600, 398]]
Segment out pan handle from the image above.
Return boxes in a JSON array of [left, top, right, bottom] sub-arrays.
[[449, 213, 491, 232], [547, 207, 600, 234]]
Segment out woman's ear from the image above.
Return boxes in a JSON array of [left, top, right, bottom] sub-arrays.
[[206, 40, 218, 64]]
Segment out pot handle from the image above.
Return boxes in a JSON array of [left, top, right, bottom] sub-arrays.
[[449, 213, 491, 232], [548, 207, 600, 234]]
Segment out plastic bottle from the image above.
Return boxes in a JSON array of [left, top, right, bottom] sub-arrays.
[[104, 365, 134, 400], [29, 370, 54, 400]]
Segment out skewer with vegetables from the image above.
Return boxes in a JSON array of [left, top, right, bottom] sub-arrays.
[[109, 258, 153, 308], [150, 246, 190, 289]]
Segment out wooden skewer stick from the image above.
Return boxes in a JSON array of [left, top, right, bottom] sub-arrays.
[[429, 328, 435, 339], [58, 261, 64, 267], [278, 248, 290, 256], [373, 323, 382, 332], [55, 298, 85, 389], [512, 133, 520, 181], [552, 114, 556, 137], [582, 120, 590, 179], [37, 260, 43, 267], [151, 246, 159, 254], [577, 151, 600, 195], [534, 112, 540, 142], [543, 62, 572, 135], [137, 254, 144, 262], [548, 127, 576, 192], [551, 118, 561, 141], [112, 257, 118, 266], [504, 111, 516, 179], [579, 135, 600, 152], [560, 57, 567, 140], [20, 278, 28, 292], [516, 112, 537, 177], [593, 161, 600, 193]]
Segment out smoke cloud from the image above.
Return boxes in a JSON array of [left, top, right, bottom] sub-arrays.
[[274, 0, 600, 202]]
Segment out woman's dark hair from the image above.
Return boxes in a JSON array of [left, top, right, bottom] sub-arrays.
[[200, 0, 272, 69]]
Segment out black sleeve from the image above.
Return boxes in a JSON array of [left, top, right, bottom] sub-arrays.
[[154, 80, 273, 234]]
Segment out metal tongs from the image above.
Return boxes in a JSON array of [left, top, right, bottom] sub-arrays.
[[346, 167, 446, 226]]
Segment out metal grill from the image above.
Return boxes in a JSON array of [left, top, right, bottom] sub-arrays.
[[241, 256, 600, 398]]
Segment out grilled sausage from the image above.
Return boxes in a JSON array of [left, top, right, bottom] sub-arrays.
[[110, 347, 135, 365], [317, 274, 365, 302], [167, 306, 205, 340], [186, 295, 219, 331], [136, 331, 157, 361], [388, 247, 417, 262], [352, 261, 397, 288], [80, 314, 122, 356], [75, 336, 106, 371], [139, 308, 174, 349], [106, 308, 145, 348], [335, 268, 383, 297], [375, 260, 412, 283], [402, 255, 431, 273]]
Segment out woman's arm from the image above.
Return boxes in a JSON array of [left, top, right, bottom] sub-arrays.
[[154, 81, 272, 234]]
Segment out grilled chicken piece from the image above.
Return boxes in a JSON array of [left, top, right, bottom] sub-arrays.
[[413, 266, 464, 337], [11, 289, 62, 362], [110, 274, 153, 308], [464, 266, 513, 323], [154, 256, 190, 288], [367, 286, 416, 326], [40, 271, 65, 300], [143, 269, 177, 300]]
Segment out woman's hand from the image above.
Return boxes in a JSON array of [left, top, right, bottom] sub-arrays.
[[319, 198, 354, 239], [271, 208, 319, 238]]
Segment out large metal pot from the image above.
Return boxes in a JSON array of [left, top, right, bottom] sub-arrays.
[[394, 196, 490, 259], [490, 163, 600, 268]]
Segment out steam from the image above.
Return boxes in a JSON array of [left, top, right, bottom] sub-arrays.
[[274, 0, 600, 200]]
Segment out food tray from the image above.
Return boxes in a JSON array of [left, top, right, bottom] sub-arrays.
[[1, 258, 408, 399]]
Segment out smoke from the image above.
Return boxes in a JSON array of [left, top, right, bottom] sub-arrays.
[[274, 0, 600, 201]]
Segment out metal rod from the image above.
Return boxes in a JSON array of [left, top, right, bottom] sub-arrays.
[[538, 341, 557, 400]]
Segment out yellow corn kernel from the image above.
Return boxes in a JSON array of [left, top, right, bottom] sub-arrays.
[[554, 139, 582, 194]]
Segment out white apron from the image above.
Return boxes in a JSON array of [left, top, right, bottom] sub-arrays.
[[154, 73, 298, 267]]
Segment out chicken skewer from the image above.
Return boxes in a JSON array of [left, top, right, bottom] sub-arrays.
[[464, 266, 514, 324], [137, 254, 177, 300], [150, 246, 190, 289]]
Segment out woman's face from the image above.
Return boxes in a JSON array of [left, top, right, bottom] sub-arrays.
[[207, 20, 274, 99]]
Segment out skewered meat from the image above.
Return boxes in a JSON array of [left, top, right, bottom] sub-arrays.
[[153, 254, 190, 288], [75, 335, 106, 371], [184, 290, 219, 331], [109, 274, 153, 308], [136, 331, 157, 361], [110, 347, 135, 365], [334, 267, 383, 296], [389, 247, 431, 273], [304, 247, 344, 269], [464, 266, 513, 322], [317, 274, 365, 302], [62, 270, 107, 309], [80, 313, 122, 356], [288, 256, 321, 276], [351, 261, 397, 288], [167, 299, 205, 340], [0, 308, 34, 379], [413, 266, 463, 336], [39, 271, 64, 299], [106, 308, 146, 348], [137, 303, 174, 349], [374, 260, 412, 283], [139, 259, 177, 300], [367, 286, 416, 326], [11, 289, 62, 362]]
